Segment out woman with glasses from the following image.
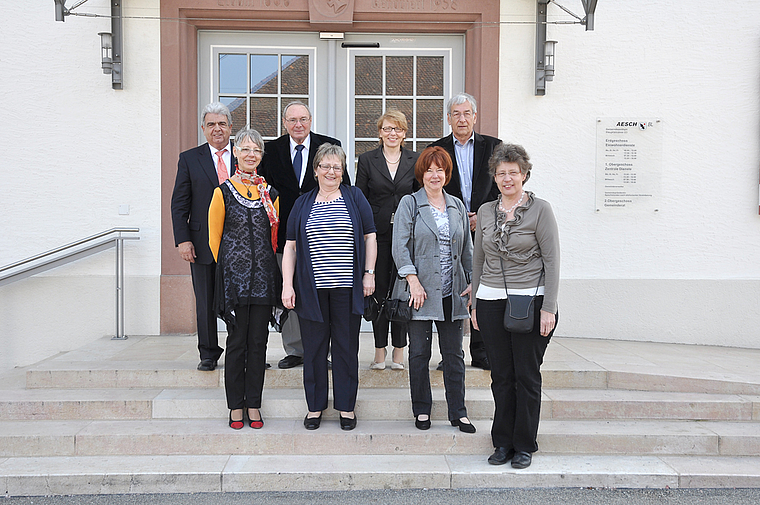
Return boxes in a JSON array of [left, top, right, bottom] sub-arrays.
[[281, 143, 377, 431], [356, 110, 419, 370], [208, 128, 280, 430]]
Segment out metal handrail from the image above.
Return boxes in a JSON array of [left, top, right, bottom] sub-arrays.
[[0, 227, 139, 273], [0, 227, 140, 340]]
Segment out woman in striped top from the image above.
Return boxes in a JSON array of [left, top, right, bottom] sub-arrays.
[[281, 144, 377, 431]]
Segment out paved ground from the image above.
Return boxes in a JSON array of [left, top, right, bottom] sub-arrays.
[[4, 489, 760, 505]]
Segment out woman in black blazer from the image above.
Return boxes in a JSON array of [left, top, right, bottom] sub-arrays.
[[356, 110, 419, 370]]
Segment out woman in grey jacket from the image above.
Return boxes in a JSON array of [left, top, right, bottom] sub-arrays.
[[471, 143, 560, 469], [392, 146, 475, 433]]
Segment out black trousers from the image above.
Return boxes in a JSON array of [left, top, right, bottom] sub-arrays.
[[299, 288, 362, 412], [224, 304, 270, 409], [372, 236, 407, 349], [477, 296, 557, 453], [190, 261, 223, 362]]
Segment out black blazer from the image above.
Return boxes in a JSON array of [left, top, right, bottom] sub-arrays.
[[355, 146, 419, 237], [171, 142, 236, 265], [259, 132, 347, 252], [430, 132, 502, 214]]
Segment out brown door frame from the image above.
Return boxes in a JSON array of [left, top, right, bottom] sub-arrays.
[[159, 0, 500, 333]]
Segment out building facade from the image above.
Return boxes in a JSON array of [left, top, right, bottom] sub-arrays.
[[1, 0, 759, 371]]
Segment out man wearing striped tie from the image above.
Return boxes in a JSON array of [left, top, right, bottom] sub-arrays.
[[171, 102, 234, 371]]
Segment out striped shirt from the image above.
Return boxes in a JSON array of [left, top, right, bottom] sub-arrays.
[[306, 197, 354, 289]]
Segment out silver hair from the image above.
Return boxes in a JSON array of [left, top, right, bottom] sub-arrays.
[[200, 102, 232, 126], [233, 128, 264, 151], [488, 143, 532, 185], [446, 92, 478, 115], [282, 101, 312, 120], [312, 143, 346, 179]]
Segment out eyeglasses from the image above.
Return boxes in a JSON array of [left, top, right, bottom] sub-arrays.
[[381, 126, 405, 133], [318, 164, 343, 173], [495, 171, 522, 179], [237, 147, 264, 156], [284, 117, 311, 125], [450, 111, 474, 119], [205, 121, 229, 128]]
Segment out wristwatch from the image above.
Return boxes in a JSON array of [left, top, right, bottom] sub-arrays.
[[364, 269, 375, 274]]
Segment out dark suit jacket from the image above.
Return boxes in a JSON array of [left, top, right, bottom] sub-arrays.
[[430, 132, 502, 214], [355, 146, 419, 237], [259, 132, 346, 252], [171, 142, 236, 265]]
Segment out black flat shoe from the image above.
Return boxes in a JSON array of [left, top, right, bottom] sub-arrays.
[[278, 355, 304, 369], [450, 418, 477, 433], [488, 447, 514, 465], [303, 412, 322, 430], [511, 451, 532, 469], [229, 410, 244, 430], [415, 415, 431, 430], [470, 357, 490, 370], [339, 413, 357, 431], [248, 409, 263, 429], [198, 359, 217, 371]]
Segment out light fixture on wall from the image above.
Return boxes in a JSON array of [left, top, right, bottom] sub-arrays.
[[98, 32, 113, 74], [54, 0, 123, 89], [536, 0, 598, 95]]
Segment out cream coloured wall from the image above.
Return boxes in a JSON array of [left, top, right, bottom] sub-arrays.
[[0, 0, 162, 370], [500, 1, 760, 346]]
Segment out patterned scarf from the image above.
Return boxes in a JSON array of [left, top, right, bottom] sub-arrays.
[[237, 169, 279, 252]]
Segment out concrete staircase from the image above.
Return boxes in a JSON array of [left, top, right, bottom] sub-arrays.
[[1, 334, 760, 495]]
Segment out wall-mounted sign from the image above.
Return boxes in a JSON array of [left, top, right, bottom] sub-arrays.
[[595, 118, 662, 212]]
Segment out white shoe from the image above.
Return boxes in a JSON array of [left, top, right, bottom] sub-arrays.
[[370, 360, 386, 370], [390, 361, 405, 370]]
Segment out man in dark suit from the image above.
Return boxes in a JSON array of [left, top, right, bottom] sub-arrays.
[[258, 101, 348, 369], [431, 93, 502, 370], [171, 102, 235, 371]]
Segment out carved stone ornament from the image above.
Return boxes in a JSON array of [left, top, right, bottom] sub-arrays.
[[309, 0, 355, 24]]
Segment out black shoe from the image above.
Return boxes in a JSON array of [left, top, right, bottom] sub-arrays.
[[340, 413, 357, 431], [470, 357, 490, 370], [488, 447, 515, 465], [278, 355, 304, 369], [511, 451, 532, 469], [450, 418, 477, 433], [304, 412, 322, 430], [436, 360, 443, 371], [415, 415, 431, 430], [265, 363, 271, 369], [197, 359, 217, 371], [228, 410, 244, 430], [327, 359, 332, 370]]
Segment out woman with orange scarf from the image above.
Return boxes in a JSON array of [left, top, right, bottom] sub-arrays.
[[209, 128, 280, 430]]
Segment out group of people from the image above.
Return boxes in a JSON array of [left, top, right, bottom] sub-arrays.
[[170, 93, 560, 469]]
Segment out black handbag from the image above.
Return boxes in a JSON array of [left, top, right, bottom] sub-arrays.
[[363, 295, 381, 322], [382, 196, 418, 323]]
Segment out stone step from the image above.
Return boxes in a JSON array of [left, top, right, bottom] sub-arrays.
[[1, 388, 757, 422], [26, 361, 760, 396], [2, 454, 760, 495], [1, 419, 759, 458]]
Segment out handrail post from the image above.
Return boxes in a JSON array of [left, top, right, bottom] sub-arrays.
[[113, 232, 128, 340]]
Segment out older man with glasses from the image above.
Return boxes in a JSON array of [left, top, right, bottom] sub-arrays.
[[259, 101, 349, 369]]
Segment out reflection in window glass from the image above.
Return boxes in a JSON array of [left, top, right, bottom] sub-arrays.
[[250, 55, 278, 94], [220, 97, 246, 129], [354, 141, 378, 160], [417, 99, 444, 138], [355, 56, 382, 95], [386, 57, 413, 96], [417, 57, 444, 97], [282, 55, 309, 95], [355, 99, 382, 138], [250, 97, 278, 137], [220, 54, 247, 94]]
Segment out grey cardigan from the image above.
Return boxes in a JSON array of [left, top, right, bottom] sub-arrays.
[[391, 189, 473, 321]]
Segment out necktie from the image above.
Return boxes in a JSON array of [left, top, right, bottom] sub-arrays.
[[293, 144, 305, 183], [215, 149, 228, 184]]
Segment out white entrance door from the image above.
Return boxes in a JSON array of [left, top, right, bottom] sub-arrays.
[[199, 31, 464, 180]]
